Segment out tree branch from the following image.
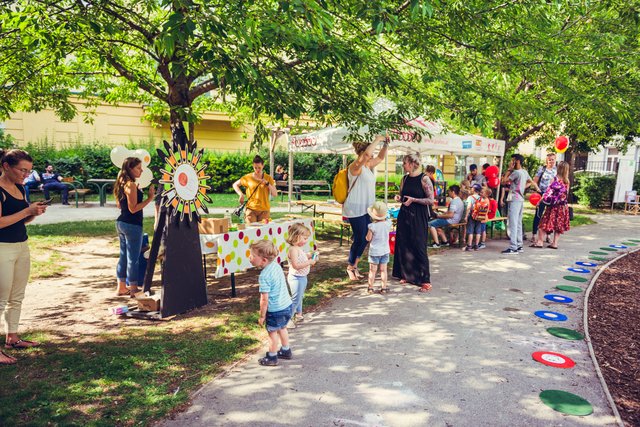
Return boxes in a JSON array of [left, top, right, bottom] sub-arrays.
[[190, 78, 220, 99], [103, 53, 166, 101]]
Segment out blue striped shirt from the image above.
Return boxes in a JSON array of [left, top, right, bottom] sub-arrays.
[[258, 261, 292, 312]]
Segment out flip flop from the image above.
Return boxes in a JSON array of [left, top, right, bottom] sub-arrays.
[[4, 339, 39, 350], [0, 351, 16, 365], [418, 284, 432, 293], [547, 245, 558, 249]]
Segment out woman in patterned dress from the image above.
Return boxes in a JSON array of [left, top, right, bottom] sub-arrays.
[[532, 161, 570, 249]]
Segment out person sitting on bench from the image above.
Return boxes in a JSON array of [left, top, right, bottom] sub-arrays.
[[428, 185, 464, 248], [41, 164, 69, 205], [22, 169, 41, 203], [274, 164, 301, 200]]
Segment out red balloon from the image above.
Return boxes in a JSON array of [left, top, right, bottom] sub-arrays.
[[529, 193, 542, 206], [485, 165, 499, 179], [555, 136, 569, 152], [487, 176, 500, 189]]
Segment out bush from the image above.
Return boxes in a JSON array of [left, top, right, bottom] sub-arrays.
[[574, 173, 616, 208], [634, 172, 640, 191]]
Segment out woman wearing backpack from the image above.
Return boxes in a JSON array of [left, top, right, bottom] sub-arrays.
[[343, 136, 389, 281]]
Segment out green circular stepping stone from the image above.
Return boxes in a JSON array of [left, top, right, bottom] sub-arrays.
[[589, 257, 606, 262], [556, 285, 583, 293], [563, 275, 588, 283], [628, 239, 640, 242], [547, 327, 584, 340], [599, 247, 618, 252], [540, 390, 593, 416], [622, 242, 638, 246], [589, 251, 608, 255]]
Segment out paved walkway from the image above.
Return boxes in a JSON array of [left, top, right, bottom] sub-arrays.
[[157, 214, 640, 427], [29, 202, 293, 225]]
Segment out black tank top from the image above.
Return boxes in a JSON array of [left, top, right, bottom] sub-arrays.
[[117, 187, 143, 226], [0, 184, 28, 243]]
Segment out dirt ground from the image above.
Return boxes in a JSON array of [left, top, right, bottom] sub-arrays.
[[588, 250, 640, 427], [19, 236, 350, 339]]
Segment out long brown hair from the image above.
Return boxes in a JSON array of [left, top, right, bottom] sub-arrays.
[[557, 161, 570, 186], [0, 148, 33, 171], [113, 157, 141, 203]]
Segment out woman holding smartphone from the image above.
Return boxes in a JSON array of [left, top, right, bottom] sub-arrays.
[[392, 153, 435, 293], [0, 149, 48, 365]]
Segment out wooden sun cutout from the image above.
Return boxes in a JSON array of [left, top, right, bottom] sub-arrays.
[[157, 139, 211, 222]]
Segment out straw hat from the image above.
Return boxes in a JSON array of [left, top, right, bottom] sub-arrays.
[[368, 201, 388, 221]]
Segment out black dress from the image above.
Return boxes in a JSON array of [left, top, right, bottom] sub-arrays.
[[392, 173, 433, 285]]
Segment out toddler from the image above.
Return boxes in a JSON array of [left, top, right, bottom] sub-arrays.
[[286, 223, 317, 323], [250, 240, 293, 366], [365, 201, 392, 293]]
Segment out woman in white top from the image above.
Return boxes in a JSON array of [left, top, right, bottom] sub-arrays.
[[343, 136, 389, 281]]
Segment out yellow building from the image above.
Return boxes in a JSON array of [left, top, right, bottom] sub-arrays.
[[2, 99, 255, 151]]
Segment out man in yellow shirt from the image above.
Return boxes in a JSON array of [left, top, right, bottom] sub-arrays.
[[233, 155, 278, 223]]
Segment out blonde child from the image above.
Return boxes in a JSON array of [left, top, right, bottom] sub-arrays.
[[365, 201, 392, 293], [250, 240, 292, 366], [465, 185, 490, 251], [286, 223, 317, 323]]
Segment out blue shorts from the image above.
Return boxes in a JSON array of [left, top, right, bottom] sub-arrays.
[[369, 253, 390, 265], [466, 219, 482, 235], [429, 218, 450, 229], [481, 223, 487, 233], [266, 305, 292, 332]]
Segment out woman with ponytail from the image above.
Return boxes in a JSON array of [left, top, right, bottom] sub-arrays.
[[113, 157, 155, 297]]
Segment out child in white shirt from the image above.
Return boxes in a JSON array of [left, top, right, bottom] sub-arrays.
[[366, 201, 392, 294]]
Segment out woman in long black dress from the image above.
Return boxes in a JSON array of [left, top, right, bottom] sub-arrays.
[[392, 153, 435, 293]]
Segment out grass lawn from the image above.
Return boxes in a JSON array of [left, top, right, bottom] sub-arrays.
[[2, 220, 351, 426]]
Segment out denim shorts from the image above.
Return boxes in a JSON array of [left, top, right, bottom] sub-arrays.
[[266, 305, 292, 332], [368, 253, 390, 265], [481, 223, 487, 233], [466, 219, 482, 235], [429, 218, 449, 229]]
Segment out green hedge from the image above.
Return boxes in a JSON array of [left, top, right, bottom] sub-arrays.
[[574, 173, 616, 208]]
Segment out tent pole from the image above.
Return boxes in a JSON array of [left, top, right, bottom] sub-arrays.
[[384, 150, 389, 203], [288, 150, 293, 213], [496, 155, 504, 207]]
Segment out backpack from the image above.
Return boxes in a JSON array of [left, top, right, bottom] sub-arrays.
[[332, 167, 358, 204], [472, 198, 490, 222]]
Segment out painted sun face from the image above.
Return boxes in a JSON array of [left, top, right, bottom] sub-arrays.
[[158, 140, 212, 222]]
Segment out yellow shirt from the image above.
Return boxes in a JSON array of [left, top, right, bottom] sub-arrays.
[[240, 173, 275, 212]]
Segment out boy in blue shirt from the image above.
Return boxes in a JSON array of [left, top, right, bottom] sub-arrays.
[[249, 239, 293, 366]]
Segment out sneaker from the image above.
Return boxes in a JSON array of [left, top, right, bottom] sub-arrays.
[[463, 245, 473, 252], [258, 353, 278, 366], [517, 246, 524, 253], [277, 348, 292, 360], [441, 241, 450, 247], [473, 245, 478, 251], [501, 248, 519, 255], [430, 243, 440, 249], [477, 243, 486, 250]]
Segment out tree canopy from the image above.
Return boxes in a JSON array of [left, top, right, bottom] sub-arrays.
[[1, 0, 639, 151]]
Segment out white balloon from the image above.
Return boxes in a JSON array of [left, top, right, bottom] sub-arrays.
[[110, 146, 131, 167], [137, 167, 153, 189], [133, 149, 152, 166]]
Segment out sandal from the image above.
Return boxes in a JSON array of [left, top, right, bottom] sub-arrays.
[[529, 243, 544, 248], [354, 269, 365, 280], [4, 339, 39, 350], [346, 267, 357, 281], [547, 245, 558, 249], [0, 351, 16, 365], [380, 287, 389, 294], [367, 287, 374, 294], [399, 279, 408, 284], [418, 284, 432, 293]]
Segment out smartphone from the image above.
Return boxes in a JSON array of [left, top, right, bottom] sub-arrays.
[[402, 196, 409, 203], [312, 252, 319, 261], [41, 198, 53, 205]]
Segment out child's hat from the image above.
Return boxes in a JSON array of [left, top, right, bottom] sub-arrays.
[[368, 201, 388, 221], [472, 183, 483, 192]]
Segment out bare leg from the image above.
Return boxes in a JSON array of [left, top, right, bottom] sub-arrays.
[[368, 263, 377, 290], [277, 328, 289, 349], [552, 232, 560, 248], [436, 228, 447, 243], [380, 263, 388, 290], [429, 227, 440, 244], [116, 280, 128, 295]]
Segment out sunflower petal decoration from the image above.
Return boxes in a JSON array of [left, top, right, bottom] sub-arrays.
[[157, 139, 212, 223]]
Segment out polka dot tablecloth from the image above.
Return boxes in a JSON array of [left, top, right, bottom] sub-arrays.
[[200, 218, 316, 278]]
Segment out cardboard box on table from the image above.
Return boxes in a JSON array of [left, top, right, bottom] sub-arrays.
[[198, 218, 230, 234]]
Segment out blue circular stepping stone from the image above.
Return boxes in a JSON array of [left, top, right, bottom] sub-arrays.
[[609, 244, 627, 249], [535, 310, 568, 321], [575, 261, 597, 267], [568, 268, 591, 274], [544, 294, 574, 303]]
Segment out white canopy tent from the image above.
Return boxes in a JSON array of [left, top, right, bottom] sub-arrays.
[[285, 118, 506, 204]]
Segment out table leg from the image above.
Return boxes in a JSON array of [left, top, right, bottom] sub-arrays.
[[231, 273, 237, 298]]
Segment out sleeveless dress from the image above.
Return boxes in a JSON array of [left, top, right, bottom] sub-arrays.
[[392, 173, 433, 285], [539, 178, 570, 234]]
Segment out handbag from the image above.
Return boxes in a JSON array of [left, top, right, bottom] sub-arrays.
[[569, 206, 574, 221]]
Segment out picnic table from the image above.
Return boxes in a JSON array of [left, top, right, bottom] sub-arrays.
[[87, 178, 115, 206]]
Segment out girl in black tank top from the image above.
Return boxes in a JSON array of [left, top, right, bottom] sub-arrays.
[[0, 185, 29, 242]]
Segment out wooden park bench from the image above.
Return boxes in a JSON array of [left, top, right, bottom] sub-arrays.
[[276, 179, 331, 201], [29, 177, 91, 208]]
